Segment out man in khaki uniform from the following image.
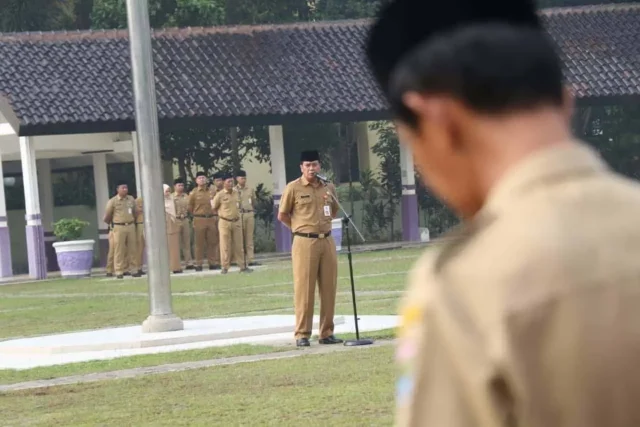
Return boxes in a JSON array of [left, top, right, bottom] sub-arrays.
[[188, 171, 220, 271], [278, 150, 342, 348], [134, 196, 144, 275], [367, 1, 640, 426], [210, 172, 224, 196], [212, 173, 252, 274], [234, 170, 259, 267], [103, 181, 140, 279], [172, 177, 194, 270]]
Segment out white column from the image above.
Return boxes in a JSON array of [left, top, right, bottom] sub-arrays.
[[399, 144, 420, 242], [0, 151, 13, 277], [36, 159, 54, 231], [268, 125, 291, 252], [20, 136, 47, 279], [36, 159, 56, 272], [132, 132, 143, 197], [93, 153, 110, 266]]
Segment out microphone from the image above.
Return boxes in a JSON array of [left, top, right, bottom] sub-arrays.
[[314, 173, 330, 184]]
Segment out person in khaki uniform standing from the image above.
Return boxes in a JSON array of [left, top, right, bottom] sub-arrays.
[[234, 170, 259, 267], [278, 150, 342, 348], [134, 196, 145, 275], [212, 174, 252, 274], [163, 184, 183, 274], [172, 177, 194, 270], [103, 181, 140, 279], [367, 1, 640, 426], [188, 171, 220, 271]]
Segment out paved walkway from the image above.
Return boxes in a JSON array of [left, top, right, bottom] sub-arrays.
[[0, 340, 394, 393]]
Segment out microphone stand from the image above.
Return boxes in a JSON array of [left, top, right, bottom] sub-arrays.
[[322, 177, 374, 347]]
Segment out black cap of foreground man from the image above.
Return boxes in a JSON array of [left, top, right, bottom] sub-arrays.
[[365, 0, 542, 97]]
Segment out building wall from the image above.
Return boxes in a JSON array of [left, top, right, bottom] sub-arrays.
[[6, 205, 99, 274]]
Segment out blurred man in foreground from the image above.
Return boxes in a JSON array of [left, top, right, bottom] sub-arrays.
[[366, 0, 640, 425]]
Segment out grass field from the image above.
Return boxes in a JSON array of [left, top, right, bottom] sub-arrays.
[[0, 247, 425, 426]]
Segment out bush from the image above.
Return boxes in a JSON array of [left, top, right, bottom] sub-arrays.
[[53, 218, 89, 242]]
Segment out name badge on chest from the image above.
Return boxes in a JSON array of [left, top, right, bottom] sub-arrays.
[[323, 205, 331, 217]]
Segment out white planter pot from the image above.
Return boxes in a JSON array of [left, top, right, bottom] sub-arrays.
[[52, 240, 95, 278]]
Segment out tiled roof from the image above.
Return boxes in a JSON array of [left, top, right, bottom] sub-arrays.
[[0, 4, 638, 136]]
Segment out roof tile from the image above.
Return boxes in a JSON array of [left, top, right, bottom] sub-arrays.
[[0, 4, 638, 135]]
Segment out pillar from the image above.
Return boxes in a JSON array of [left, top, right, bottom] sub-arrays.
[[355, 122, 371, 174], [0, 151, 13, 278], [37, 159, 58, 272], [93, 153, 110, 267], [19, 137, 47, 280], [399, 144, 420, 242], [132, 132, 146, 267], [269, 125, 292, 253]]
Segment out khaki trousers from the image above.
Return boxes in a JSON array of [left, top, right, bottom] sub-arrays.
[[113, 224, 137, 275], [219, 218, 245, 270], [167, 232, 182, 272], [291, 235, 338, 340], [193, 217, 219, 267], [231, 213, 254, 265], [135, 223, 144, 271], [177, 219, 193, 266], [107, 230, 129, 274], [242, 213, 255, 264]]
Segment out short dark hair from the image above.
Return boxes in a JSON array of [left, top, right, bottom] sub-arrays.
[[389, 23, 565, 127]]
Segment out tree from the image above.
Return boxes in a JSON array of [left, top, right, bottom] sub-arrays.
[[0, 0, 78, 32]]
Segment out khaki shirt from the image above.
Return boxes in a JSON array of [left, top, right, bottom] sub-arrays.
[[235, 185, 255, 213], [105, 195, 136, 224], [396, 142, 640, 427], [135, 197, 143, 224], [279, 176, 338, 234], [212, 188, 240, 221], [173, 192, 190, 220], [188, 186, 215, 217]]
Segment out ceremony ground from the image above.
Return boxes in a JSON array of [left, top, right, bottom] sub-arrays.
[[0, 246, 425, 426]]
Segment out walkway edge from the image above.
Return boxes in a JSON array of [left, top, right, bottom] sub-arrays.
[[0, 340, 395, 393]]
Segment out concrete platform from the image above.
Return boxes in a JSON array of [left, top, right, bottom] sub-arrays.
[[0, 315, 399, 370]]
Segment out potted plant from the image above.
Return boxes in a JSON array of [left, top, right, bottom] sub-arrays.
[[52, 218, 94, 278]]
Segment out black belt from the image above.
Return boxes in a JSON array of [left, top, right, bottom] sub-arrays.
[[294, 231, 332, 239], [193, 214, 217, 218], [240, 210, 254, 213], [136, 222, 143, 225], [113, 222, 134, 226], [220, 216, 239, 222]]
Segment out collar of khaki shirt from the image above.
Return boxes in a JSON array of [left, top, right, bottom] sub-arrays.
[[478, 141, 607, 223], [300, 175, 322, 187]]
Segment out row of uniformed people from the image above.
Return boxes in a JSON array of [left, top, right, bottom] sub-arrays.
[[104, 170, 257, 278]]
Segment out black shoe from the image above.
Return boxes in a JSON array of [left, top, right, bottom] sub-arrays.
[[106, 273, 113, 278], [116, 275, 124, 280], [173, 270, 183, 274], [209, 265, 221, 270], [195, 266, 203, 272], [296, 338, 311, 347], [185, 265, 196, 270], [131, 273, 142, 278], [249, 262, 261, 266], [319, 335, 344, 345], [239, 268, 253, 273], [221, 269, 228, 275], [123, 272, 131, 276], [137, 270, 145, 275]]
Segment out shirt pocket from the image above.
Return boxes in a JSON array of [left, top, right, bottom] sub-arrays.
[[295, 195, 313, 213]]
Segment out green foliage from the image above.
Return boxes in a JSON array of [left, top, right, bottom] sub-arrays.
[[370, 121, 402, 241], [53, 218, 90, 242]]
